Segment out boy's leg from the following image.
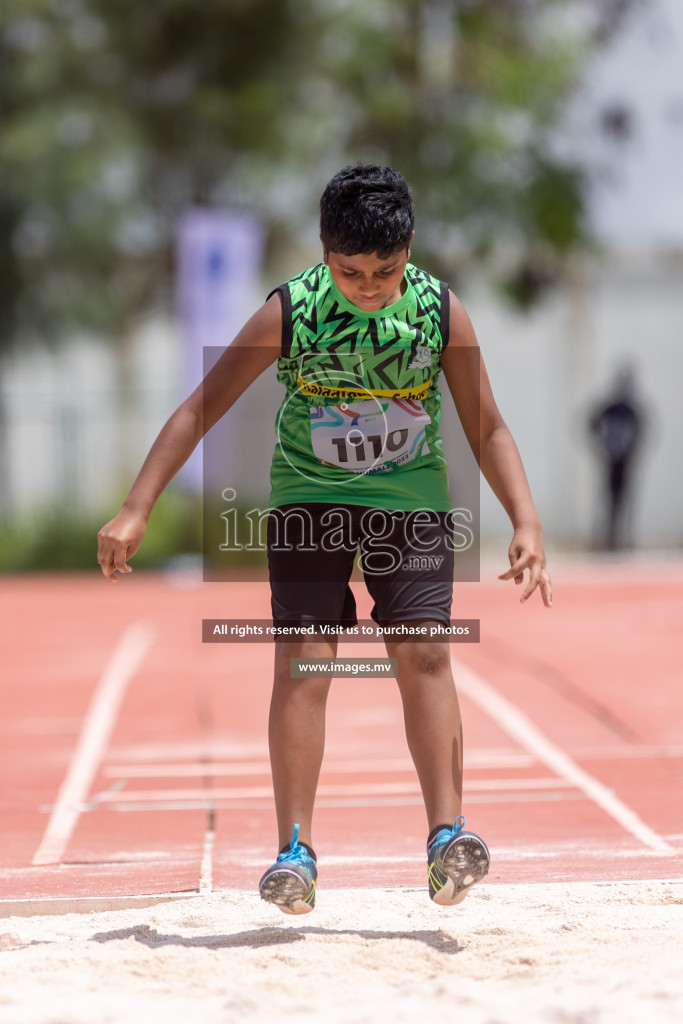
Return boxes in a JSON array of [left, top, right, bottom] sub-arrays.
[[259, 636, 337, 914], [359, 506, 489, 903], [269, 636, 338, 851], [383, 627, 462, 829], [267, 503, 359, 850], [359, 510, 462, 827], [263, 503, 358, 912], [385, 624, 489, 904]]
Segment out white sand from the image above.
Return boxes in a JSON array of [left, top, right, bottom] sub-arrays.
[[1, 881, 682, 1024]]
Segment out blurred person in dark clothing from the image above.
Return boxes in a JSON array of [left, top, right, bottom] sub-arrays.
[[589, 365, 645, 551]]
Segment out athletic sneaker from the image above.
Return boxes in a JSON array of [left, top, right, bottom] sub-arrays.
[[259, 823, 317, 915], [427, 815, 490, 906]]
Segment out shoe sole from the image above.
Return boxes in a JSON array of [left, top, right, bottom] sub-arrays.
[[259, 866, 315, 915], [431, 835, 490, 907]]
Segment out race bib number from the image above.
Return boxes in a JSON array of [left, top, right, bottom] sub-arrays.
[[310, 398, 431, 473]]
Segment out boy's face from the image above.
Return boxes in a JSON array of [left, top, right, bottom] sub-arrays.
[[322, 245, 411, 312]]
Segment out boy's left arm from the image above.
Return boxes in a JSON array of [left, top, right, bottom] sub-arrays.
[[439, 292, 552, 607]]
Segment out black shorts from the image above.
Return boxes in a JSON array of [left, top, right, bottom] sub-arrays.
[[267, 503, 454, 629]]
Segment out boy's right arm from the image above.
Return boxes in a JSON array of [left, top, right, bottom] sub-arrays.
[[97, 293, 282, 581]]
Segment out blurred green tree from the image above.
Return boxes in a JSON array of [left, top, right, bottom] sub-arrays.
[[0, 0, 301, 340], [0, 0, 305, 492], [0, 1, 640, 337], [0, 0, 637, 503], [286, 0, 637, 301]]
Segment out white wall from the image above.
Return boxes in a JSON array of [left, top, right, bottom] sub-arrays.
[[1, 318, 182, 519], [462, 255, 683, 549]]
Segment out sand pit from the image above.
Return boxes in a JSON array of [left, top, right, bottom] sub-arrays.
[[1, 880, 682, 1023]]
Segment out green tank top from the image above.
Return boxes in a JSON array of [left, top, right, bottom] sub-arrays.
[[268, 262, 452, 511]]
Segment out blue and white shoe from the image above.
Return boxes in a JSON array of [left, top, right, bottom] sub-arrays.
[[427, 816, 490, 905], [259, 823, 318, 915]]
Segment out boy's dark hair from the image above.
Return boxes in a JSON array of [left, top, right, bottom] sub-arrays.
[[320, 165, 414, 258]]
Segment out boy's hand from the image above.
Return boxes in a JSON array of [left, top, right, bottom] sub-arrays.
[[498, 526, 552, 607], [97, 509, 148, 582]]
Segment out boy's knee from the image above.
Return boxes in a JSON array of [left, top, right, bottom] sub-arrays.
[[398, 641, 450, 677], [273, 637, 337, 683]]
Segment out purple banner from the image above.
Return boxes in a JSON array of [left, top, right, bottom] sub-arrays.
[[176, 208, 265, 489]]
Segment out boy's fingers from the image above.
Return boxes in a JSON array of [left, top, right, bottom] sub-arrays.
[[97, 534, 131, 581], [111, 543, 134, 577], [97, 536, 113, 580], [520, 573, 539, 603], [99, 549, 121, 582], [540, 571, 553, 607], [498, 556, 527, 582], [500, 557, 553, 608], [521, 568, 553, 607], [98, 552, 118, 582], [98, 515, 145, 581]]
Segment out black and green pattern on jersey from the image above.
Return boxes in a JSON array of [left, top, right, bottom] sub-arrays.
[[268, 262, 453, 511]]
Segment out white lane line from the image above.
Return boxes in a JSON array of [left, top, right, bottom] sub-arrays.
[[89, 777, 573, 804], [452, 658, 676, 856], [32, 622, 155, 866], [102, 751, 536, 777], [199, 824, 215, 895], [85, 793, 584, 813]]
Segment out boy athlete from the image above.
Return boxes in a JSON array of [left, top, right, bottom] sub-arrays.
[[98, 165, 552, 914]]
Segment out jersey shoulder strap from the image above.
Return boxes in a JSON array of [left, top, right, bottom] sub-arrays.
[[266, 264, 326, 359], [404, 264, 451, 350]]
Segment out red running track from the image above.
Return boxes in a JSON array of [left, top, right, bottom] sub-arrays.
[[1, 561, 681, 909]]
